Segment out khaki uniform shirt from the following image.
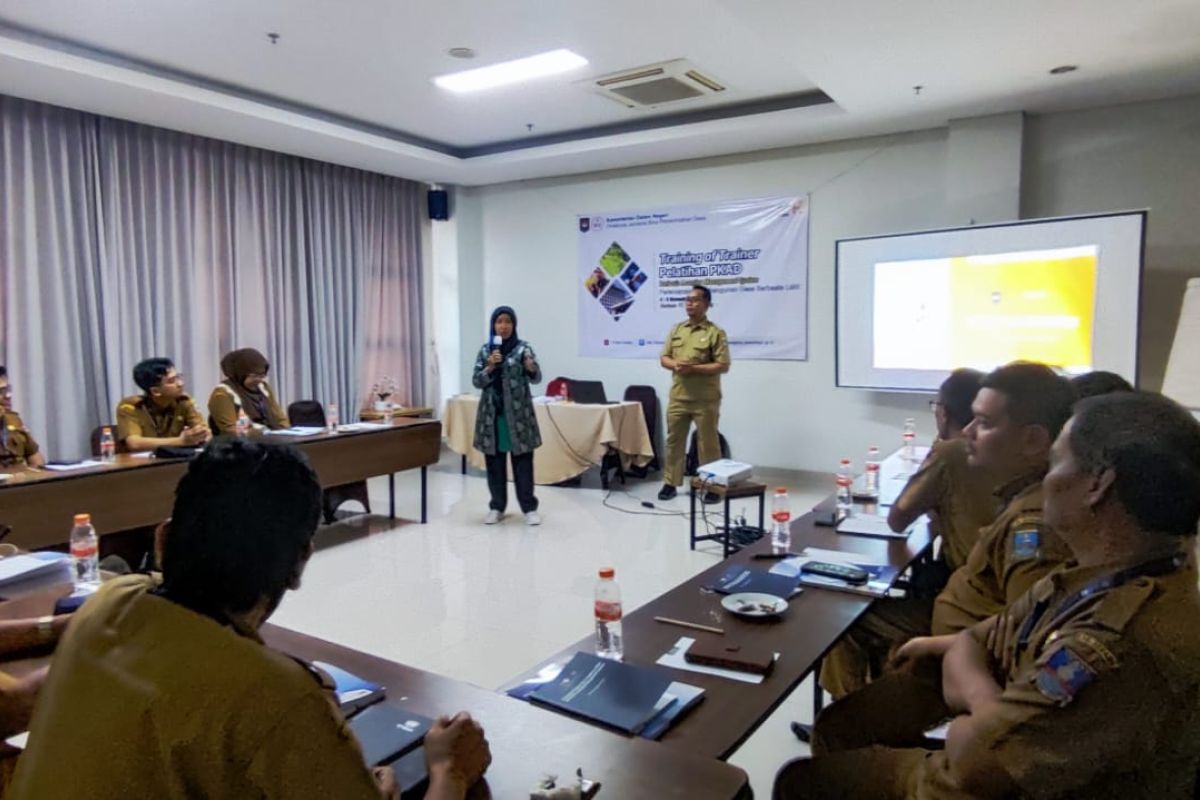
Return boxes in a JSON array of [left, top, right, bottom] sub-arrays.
[[916, 559, 1200, 799], [931, 475, 1071, 635], [0, 411, 40, 467], [207, 381, 290, 434], [9, 575, 382, 799], [660, 318, 731, 402], [892, 438, 997, 571], [115, 394, 205, 444]]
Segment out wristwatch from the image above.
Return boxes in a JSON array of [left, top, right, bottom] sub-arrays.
[[36, 615, 54, 644]]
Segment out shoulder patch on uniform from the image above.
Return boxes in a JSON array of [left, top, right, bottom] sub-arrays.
[[1035, 645, 1096, 705], [118, 403, 136, 412], [1011, 528, 1041, 560]]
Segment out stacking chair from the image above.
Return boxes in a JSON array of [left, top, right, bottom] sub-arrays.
[[287, 400, 371, 523]]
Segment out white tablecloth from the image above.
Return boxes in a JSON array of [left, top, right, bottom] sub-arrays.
[[443, 394, 654, 484]]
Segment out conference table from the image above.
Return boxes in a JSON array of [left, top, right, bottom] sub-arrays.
[[0, 584, 750, 799], [443, 394, 654, 485], [507, 509, 934, 761], [0, 418, 442, 551]]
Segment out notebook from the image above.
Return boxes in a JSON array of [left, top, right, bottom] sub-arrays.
[[710, 564, 802, 599], [528, 652, 674, 735], [771, 548, 901, 598], [836, 512, 915, 539], [312, 660, 386, 717], [348, 704, 433, 767]]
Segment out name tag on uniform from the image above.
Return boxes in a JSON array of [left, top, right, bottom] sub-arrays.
[[1012, 529, 1040, 560]]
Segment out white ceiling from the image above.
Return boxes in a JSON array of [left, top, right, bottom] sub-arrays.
[[0, 0, 1198, 185]]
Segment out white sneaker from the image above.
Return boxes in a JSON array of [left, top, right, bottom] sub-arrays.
[[484, 510, 503, 525], [525, 511, 542, 526]]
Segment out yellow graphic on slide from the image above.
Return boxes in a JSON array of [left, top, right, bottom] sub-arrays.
[[950, 249, 1097, 370]]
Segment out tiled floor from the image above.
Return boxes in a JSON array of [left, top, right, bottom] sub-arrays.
[[272, 448, 831, 797]]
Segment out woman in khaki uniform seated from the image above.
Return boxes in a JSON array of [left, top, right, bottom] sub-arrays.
[[0, 366, 45, 469], [207, 348, 289, 434]]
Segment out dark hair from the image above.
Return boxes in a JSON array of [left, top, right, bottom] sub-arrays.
[[1069, 392, 1200, 536], [133, 358, 175, 393], [1070, 370, 1133, 400], [940, 368, 984, 429], [691, 285, 712, 304], [981, 362, 1076, 440], [0, 366, 6, 379], [160, 439, 322, 616]]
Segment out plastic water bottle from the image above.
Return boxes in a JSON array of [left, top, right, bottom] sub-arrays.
[[98, 427, 116, 462], [863, 447, 881, 498], [326, 403, 339, 434], [382, 402, 394, 424], [902, 418, 917, 462], [771, 487, 791, 551], [235, 409, 251, 437], [836, 459, 854, 516], [594, 567, 624, 661], [69, 513, 100, 588]]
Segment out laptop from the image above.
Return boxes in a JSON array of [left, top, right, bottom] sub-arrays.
[[569, 380, 615, 404]]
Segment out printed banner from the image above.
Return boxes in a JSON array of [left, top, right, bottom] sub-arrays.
[[577, 195, 809, 360]]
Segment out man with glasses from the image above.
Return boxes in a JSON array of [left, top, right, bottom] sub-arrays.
[[116, 358, 211, 453], [0, 366, 45, 469], [658, 285, 731, 502]]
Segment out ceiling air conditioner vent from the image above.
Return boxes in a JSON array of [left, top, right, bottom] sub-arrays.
[[581, 59, 725, 109]]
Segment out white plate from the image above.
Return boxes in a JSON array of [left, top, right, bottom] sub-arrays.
[[721, 592, 788, 618]]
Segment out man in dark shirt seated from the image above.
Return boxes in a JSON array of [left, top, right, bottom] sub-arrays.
[[10, 439, 490, 799]]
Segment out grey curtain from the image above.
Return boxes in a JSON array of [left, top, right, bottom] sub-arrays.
[[0, 95, 425, 459]]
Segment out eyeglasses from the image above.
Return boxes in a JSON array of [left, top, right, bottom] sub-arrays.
[[162, 374, 185, 386], [928, 399, 943, 411]]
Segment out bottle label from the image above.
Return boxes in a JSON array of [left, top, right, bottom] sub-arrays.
[[71, 543, 98, 559], [594, 600, 622, 622], [771, 510, 791, 523], [866, 463, 880, 472], [836, 476, 853, 487]]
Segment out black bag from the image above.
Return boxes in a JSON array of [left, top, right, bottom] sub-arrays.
[[685, 431, 731, 476]]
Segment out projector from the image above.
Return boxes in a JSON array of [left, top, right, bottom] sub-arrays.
[[696, 459, 754, 487]]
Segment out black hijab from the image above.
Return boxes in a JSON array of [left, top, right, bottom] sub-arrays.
[[489, 306, 521, 357]]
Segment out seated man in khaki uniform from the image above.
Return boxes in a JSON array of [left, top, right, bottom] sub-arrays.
[[818, 368, 997, 700], [658, 285, 731, 502], [10, 439, 491, 799], [116, 357, 211, 452], [775, 391, 1200, 800], [810, 362, 1077, 752], [0, 366, 46, 469]]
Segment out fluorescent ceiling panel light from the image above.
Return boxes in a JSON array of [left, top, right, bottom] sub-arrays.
[[433, 49, 587, 93]]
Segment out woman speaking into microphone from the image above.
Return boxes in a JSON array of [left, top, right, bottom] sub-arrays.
[[472, 306, 543, 526]]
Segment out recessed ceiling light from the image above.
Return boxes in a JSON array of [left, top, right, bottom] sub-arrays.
[[1049, 65, 1078, 75], [447, 47, 476, 59], [433, 49, 587, 93]]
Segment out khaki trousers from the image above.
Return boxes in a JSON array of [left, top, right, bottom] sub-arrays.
[[663, 397, 720, 487], [818, 596, 934, 698]]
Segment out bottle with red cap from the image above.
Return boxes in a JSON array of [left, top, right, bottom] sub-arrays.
[[771, 487, 791, 552], [594, 567, 624, 661], [69, 513, 99, 588]]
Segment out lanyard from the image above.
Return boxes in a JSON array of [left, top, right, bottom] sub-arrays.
[[1014, 553, 1187, 659]]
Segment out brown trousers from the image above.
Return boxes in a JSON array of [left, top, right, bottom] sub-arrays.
[[819, 596, 934, 698], [663, 398, 720, 487]]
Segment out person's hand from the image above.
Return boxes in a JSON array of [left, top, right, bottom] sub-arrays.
[[181, 426, 209, 446], [675, 361, 693, 375], [486, 350, 503, 370], [424, 712, 491, 790], [890, 635, 953, 672], [523, 353, 537, 372], [372, 766, 399, 800]]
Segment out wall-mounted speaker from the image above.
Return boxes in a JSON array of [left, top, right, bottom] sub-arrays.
[[427, 189, 449, 221]]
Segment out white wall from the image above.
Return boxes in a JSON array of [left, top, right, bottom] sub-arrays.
[[1022, 94, 1200, 390], [454, 129, 954, 472], [437, 93, 1200, 471]]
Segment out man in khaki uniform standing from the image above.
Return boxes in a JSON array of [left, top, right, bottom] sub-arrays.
[[658, 285, 731, 502], [774, 391, 1200, 800], [116, 357, 211, 452], [0, 366, 45, 469]]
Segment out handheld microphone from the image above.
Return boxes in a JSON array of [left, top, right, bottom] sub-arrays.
[[491, 335, 502, 351]]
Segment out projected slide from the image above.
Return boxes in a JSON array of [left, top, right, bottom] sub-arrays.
[[873, 246, 1098, 373]]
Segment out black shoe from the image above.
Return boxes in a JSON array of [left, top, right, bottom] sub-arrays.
[[657, 484, 677, 501], [703, 492, 721, 505], [790, 721, 812, 743]]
